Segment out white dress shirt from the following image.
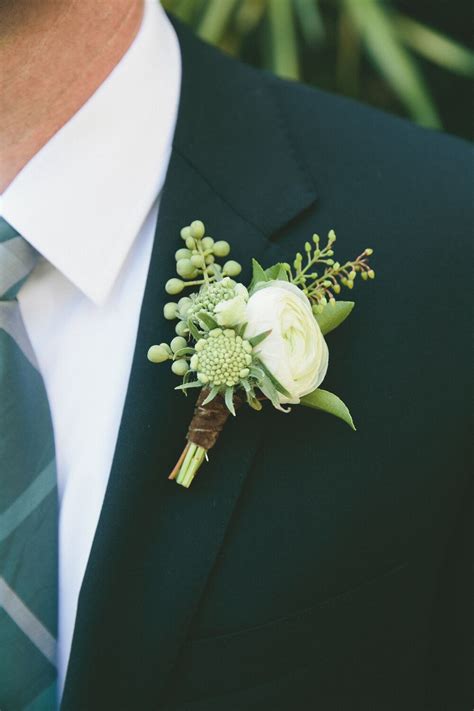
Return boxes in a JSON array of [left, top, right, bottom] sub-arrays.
[[0, 0, 181, 695]]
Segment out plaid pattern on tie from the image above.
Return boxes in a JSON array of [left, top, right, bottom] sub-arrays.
[[0, 218, 58, 710]]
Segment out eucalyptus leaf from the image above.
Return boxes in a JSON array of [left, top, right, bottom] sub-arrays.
[[248, 329, 272, 348], [249, 366, 266, 383], [197, 311, 218, 330], [300, 388, 356, 430], [314, 301, 354, 335], [187, 319, 201, 341], [175, 381, 203, 391], [264, 263, 289, 282], [202, 386, 220, 406], [257, 360, 291, 398], [237, 322, 248, 338], [225, 387, 236, 416], [249, 259, 269, 292], [173, 347, 195, 358], [259, 376, 280, 409]]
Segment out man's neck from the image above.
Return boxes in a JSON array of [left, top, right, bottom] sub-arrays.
[[0, 0, 143, 193]]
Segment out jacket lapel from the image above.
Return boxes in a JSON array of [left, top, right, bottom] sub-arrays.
[[62, 17, 316, 710]]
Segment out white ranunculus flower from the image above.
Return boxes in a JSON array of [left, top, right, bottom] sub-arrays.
[[214, 283, 248, 327], [245, 281, 329, 406]]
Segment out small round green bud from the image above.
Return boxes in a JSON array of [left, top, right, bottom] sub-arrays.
[[328, 229, 336, 242], [205, 254, 215, 265], [147, 345, 170, 363], [201, 236, 214, 251], [175, 248, 191, 261], [368, 269, 375, 279], [213, 240, 230, 257], [347, 279, 354, 289], [333, 284, 341, 294], [159, 343, 172, 354], [361, 271, 368, 281], [190, 220, 205, 239], [206, 264, 215, 275], [171, 360, 189, 376], [365, 248, 374, 256], [175, 321, 188, 337], [190, 254, 205, 268], [170, 336, 187, 353], [163, 302, 179, 320], [329, 298, 336, 306], [165, 278, 184, 295], [198, 372, 210, 384], [180, 226, 192, 240], [349, 270, 356, 280], [176, 259, 195, 278], [190, 354, 199, 370], [185, 236, 196, 250], [305, 241, 311, 252], [223, 260, 242, 277], [178, 296, 192, 316], [178, 296, 191, 309]]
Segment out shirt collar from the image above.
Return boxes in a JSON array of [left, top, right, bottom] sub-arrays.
[[0, 0, 181, 305]]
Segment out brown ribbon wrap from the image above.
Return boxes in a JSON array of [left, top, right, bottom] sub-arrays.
[[187, 388, 243, 451]]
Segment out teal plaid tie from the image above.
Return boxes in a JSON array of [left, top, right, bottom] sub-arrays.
[[0, 218, 58, 710]]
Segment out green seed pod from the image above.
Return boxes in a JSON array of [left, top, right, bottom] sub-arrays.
[[180, 226, 191, 240], [185, 236, 196, 250], [190, 220, 205, 239], [171, 336, 187, 353], [163, 302, 179, 320], [201, 236, 214, 251], [205, 254, 215, 265], [171, 359, 189, 376], [175, 320, 188, 336], [223, 260, 242, 277], [165, 278, 184, 295], [176, 259, 195, 278], [178, 296, 192, 316], [175, 248, 191, 261], [206, 264, 215, 275], [190, 254, 205, 268], [361, 271, 368, 281], [147, 345, 170, 363], [368, 269, 375, 279], [159, 342, 172, 354], [213, 240, 230, 257]]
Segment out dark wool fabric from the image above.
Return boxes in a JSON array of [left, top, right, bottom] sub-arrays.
[[61, 16, 473, 711]]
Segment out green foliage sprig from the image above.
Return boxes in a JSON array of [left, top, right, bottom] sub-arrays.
[[288, 230, 374, 312]]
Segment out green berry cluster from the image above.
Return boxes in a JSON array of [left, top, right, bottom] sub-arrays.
[[191, 329, 252, 388], [164, 220, 242, 297], [288, 230, 375, 312]]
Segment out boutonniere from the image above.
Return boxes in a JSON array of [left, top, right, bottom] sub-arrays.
[[148, 220, 375, 488]]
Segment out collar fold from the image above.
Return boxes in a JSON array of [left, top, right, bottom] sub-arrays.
[[0, 0, 181, 305]]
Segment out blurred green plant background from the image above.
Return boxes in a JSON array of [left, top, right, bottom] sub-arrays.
[[163, 0, 474, 140]]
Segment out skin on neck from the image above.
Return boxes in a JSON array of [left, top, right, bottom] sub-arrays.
[[0, 0, 144, 192]]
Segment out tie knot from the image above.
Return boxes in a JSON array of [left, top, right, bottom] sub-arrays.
[[0, 217, 39, 300]]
